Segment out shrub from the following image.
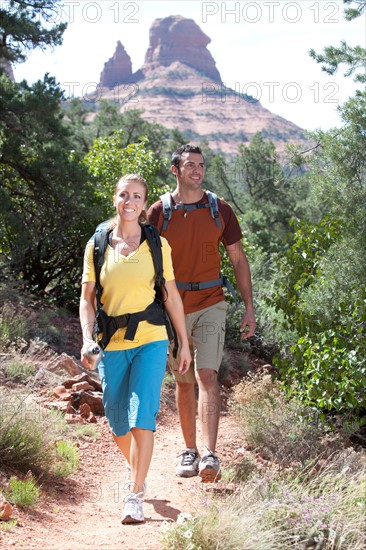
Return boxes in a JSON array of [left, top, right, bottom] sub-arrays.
[[0, 519, 17, 531], [6, 476, 40, 508], [282, 297, 366, 413], [222, 451, 258, 483], [0, 405, 54, 476], [0, 303, 26, 348], [268, 217, 366, 415], [0, 393, 76, 477], [229, 373, 326, 467], [161, 453, 366, 549], [53, 440, 79, 477], [5, 360, 36, 382], [161, 513, 203, 550], [72, 424, 99, 440]]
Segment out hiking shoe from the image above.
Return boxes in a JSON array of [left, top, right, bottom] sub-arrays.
[[176, 449, 200, 477], [125, 463, 147, 497], [198, 448, 221, 482], [121, 492, 144, 524]]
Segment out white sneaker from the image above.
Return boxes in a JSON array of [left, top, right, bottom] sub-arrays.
[[121, 492, 144, 524], [125, 463, 147, 496]]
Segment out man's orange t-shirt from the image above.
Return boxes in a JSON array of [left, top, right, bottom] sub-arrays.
[[147, 192, 242, 314]]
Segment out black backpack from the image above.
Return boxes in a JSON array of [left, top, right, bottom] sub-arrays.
[[92, 222, 177, 353]]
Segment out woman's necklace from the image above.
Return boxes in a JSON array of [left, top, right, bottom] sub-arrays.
[[112, 228, 141, 252]]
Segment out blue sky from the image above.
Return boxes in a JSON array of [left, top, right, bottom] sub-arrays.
[[13, 0, 365, 131]]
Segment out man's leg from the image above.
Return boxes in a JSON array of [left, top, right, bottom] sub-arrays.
[[195, 368, 220, 453], [196, 368, 222, 481], [167, 317, 200, 477], [176, 380, 197, 449], [174, 380, 201, 477], [191, 302, 227, 482]]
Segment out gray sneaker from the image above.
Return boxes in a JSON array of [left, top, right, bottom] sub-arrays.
[[121, 492, 144, 524], [198, 448, 221, 482], [176, 449, 200, 478]]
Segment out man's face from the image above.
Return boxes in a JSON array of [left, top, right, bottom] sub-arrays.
[[172, 152, 205, 189]]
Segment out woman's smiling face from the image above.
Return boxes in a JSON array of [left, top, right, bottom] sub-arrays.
[[114, 179, 147, 221]]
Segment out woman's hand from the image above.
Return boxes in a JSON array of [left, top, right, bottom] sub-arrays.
[[80, 342, 96, 370]]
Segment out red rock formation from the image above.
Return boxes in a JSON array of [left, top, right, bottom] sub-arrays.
[[95, 16, 307, 157], [143, 15, 221, 83], [99, 40, 132, 88]]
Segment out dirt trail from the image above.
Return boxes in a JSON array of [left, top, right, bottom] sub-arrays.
[[2, 403, 244, 550]]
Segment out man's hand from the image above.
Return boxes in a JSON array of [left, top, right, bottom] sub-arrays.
[[177, 343, 192, 375], [239, 311, 256, 340]]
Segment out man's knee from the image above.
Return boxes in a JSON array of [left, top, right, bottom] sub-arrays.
[[195, 368, 218, 388]]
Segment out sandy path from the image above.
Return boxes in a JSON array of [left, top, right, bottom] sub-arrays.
[[2, 404, 243, 550]]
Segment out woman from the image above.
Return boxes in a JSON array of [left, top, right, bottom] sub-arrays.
[[79, 174, 191, 525]]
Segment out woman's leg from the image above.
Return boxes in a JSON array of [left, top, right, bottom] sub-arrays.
[[127, 341, 168, 494], [112, 432, 131, 463], [98, 350, 131, 466], [129, 428, 154, 494]]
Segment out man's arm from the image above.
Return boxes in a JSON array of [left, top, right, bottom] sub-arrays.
[[225, 240, 256, 339]]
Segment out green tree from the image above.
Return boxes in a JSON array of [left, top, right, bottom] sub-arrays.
[[0, 0, 66, 65], [63, 98, 95, 154], [209, 133, 310, 254], [269, 34, 366, 414], [84, 131, 166, 220], [0, 74, 92, 306], [0, 3, 94, 308], [309, 0, 366, 84], [269, 214, 365, 414]]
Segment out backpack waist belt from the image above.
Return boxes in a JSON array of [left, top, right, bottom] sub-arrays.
[[176, 275, 238, 304], [96, 301, 170, 350], [176, 277, 224, 291]]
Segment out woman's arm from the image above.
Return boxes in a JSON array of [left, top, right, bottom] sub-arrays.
[[79, 281, 97, 368], [163, 280, 191, 375]]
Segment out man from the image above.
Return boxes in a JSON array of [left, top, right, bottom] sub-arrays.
[[147, 144, 256, 482]]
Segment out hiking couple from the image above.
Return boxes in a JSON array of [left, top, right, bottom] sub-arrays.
[[79, 144, 256, 524]]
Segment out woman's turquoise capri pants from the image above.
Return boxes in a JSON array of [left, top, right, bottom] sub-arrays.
[[97, 340, 168, 436]]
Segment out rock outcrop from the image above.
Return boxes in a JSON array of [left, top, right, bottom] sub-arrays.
[[99, 40, 132, 88], [142, 15, 221, 83], [95, 15, 307, 157]]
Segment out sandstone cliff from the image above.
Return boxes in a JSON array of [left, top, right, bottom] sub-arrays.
[[96, 15, 307, 157]]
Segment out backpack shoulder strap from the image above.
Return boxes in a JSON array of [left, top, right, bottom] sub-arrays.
[[206, 191, 222, 229], [160, 192, 173, 232], [160, 190, 221, 231], [93, 222, 112, 306], [142, 223, 178, 354], [142, 224, 164, 288]]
